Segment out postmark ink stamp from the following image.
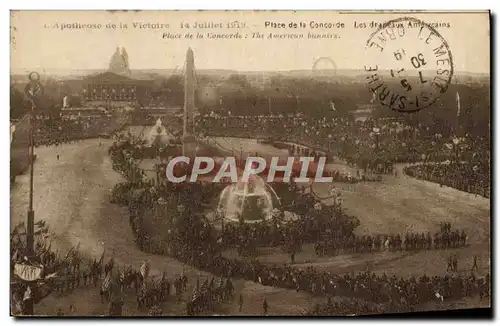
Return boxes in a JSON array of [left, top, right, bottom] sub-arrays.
[[364, 17, 454, 113]]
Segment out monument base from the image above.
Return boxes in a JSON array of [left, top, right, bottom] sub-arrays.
[[182, 134, 197, 157]]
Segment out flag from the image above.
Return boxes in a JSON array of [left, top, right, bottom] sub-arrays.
[[101, 272, 112, 293], [34, 226, 49, 236], [456, 92, 461, 117], [140, 261, 150, 279], [23, 286, 32, 301], [370, 91, 377, 104], [98, 249, 105, 267], [35, 220, 46, 228], [74, 241, 81, 253], [12, 222, 26, 235], [10, 124, 16, 144], [12, 249, 19, 262], [64, 247, 74, 260], [330, 101, 336, 111]]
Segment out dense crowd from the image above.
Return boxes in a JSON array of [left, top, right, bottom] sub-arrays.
[[15, 112, 131, 148], [10, 110, 490, 316], [10, 220, 223, 316], [134, 221, 489, 313], [33, 113, 131, 147], [405, 162, 490, 198], [305, 297, 381, 316], [105, 136, 490, 316], [196, 114, 490, 195], [315, 225, 468, 256], [196, 114, 484, 162]]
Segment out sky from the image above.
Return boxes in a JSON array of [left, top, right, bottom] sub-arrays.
[[10, 10, 490, 74]]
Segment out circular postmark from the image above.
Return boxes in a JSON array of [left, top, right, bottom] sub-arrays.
[[364, 17, 454, 113]]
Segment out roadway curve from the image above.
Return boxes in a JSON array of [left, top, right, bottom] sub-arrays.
[[10, 138, 222, 275]]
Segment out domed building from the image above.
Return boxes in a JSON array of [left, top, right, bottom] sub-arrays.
[[217, 175, 281, 223]]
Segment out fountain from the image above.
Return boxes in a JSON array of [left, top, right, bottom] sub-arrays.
[[217, 175, 281, 223], [147, 118, 172, 147]]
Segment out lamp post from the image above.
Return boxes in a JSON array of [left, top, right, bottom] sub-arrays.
[[23, 72, 43, 259], [21, 72, 44, 316]]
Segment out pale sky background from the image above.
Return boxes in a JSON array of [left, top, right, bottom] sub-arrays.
[[10, 10, 490, 73]]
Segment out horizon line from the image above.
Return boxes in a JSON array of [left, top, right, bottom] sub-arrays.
[[10, 67, 491, 76]]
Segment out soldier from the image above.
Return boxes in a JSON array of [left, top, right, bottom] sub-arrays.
[[263, 298, 269, 316], [313, 303, 321, 315], [108, 282, 124, 316], [82, 270, 88, 286], [453, 254, 458, 272], [446, 256, 453, 272], [238, 294, 244, 312], [471, 256, 478, 272], [75, 270, 81, 288]]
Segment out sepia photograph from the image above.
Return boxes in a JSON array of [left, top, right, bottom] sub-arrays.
[[9, 10, 491, 317]]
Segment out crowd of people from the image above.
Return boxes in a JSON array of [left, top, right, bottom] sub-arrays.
[[10, 220, 219, 316], [134, 223, 490, 314], [105, 135, 490, 316], [305, 297, 381, 316], [314, 225, 468, 256], [404, 162, 490, 198], [28, 112, 131, 148], [10, 109, 490, 316], [196, 114, 490, 195]]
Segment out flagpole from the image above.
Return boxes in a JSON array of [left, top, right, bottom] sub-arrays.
[[22, 72, 44, 316], [456, 92, 461, 135], [21, 98, 36, 316], [27, 99, 35, 258]]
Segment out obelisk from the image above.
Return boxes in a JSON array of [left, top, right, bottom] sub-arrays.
[[183, 47, 197, 157]]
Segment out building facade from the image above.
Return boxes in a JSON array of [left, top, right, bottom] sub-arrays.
[[80, 71, 152, 109]]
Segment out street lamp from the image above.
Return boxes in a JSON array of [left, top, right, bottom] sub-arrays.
[[19, 72, 44, 316], [23, 72, 44, 258]]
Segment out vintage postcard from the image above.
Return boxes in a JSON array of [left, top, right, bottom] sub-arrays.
[[10, 10, 490, 317]]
